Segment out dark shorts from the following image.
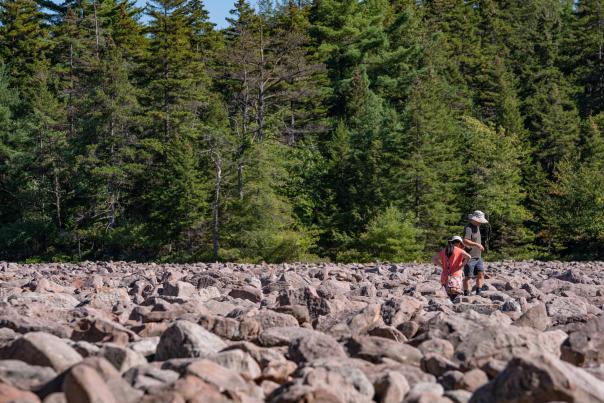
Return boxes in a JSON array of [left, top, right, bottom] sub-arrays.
[[464, 258, 484, 278]]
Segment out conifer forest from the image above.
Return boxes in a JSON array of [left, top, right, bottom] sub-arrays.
[[0, 0, 603, 263]]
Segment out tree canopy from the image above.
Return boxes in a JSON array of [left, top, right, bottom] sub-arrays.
[[0, 0, 603, 262]]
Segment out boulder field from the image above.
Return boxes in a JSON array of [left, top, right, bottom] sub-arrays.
[[0, 260, 603, 403]]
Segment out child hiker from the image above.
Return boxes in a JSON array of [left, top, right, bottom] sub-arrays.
[[432, 235, 471, 301]]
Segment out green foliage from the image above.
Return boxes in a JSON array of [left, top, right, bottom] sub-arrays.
[[543, 158, 604, 259], [562, 0, 604, 116], [462, 117, 534, 258], [0, 0, 601, 262], [353, 206, 424, 262]]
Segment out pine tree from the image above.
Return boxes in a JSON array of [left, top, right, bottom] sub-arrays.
[[309, 0, 392, 255], [0, 0, 50, 103], [581, 112, 604, 162], [399, 49, 465, 251], [524, 69, 580, 176], [217, 0, 318, 262], [543, 155, 604, 258], [0, 66, 36, 259], [562, 0, 604, 116], [141, 0, 213, 259], [421, 0, 479, 99], [462, 117, 533, 257]]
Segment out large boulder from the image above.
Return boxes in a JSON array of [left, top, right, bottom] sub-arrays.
[[546, 296, 597, 325], [284, 358, 375, 403], [512, 303, 550, 331], [184, 359, 263, 399], [206, 349, 262, 379], [155, 320, 227, 361], [425, 311, 566, 369], [0, 382, 40, 403], [71, 317, 138, 345], [62, 357, 143, 403], [470, 353, 604, 403], [317, 304, 382, 339], [346, 336, 422, 366], [257, 327, 320, 347], [288, 333, 346, 364], [98, 344, 148, 373], [269, 383, 345, 403], [8, 292, 79, 310], [561, 316, 604, 367], [0, 332, 82, 372], [372, 370, 410, 403], [122, 365, 179, 392], [0, 360, 56, 391]]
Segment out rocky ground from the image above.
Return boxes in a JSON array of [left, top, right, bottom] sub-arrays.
[[0, 260, 603, 403]]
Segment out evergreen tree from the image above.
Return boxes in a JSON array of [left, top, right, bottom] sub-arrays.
[[562, 0, 604, 116], [543, 156, 604, 258], [0, 67, 39, 260], [581, 112, 604, 162], [218, 0, 318, 262], [340, 206, 423, 262], [141, 0, 213, 259], [399, 48, 465, 250], [0, 0, 50, 103], [524, 69, 580, 176], [462, 117, 533, 257]]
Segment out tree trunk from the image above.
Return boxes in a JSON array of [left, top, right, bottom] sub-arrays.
[[93, 0, 100, 60], [257, 24, 265, 140], [211, 152, 222, 260], [54, 169, 62, 229]]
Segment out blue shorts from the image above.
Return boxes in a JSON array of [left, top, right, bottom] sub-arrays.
[[464, 258, 484, 278]]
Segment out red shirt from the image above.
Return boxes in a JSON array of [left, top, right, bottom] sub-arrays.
[[440, 246, 465, 285]]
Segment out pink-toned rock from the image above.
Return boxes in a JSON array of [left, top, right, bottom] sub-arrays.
[[0, 382, 40, 403], [0, 332, 82, 372]]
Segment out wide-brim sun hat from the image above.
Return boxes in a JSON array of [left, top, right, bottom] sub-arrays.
[[449, 235, 465, 247], [468, 210, 488, 224]]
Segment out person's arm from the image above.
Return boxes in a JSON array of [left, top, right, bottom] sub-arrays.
[[464, 227, 484, 251], [433, 252, 448, 285], [460, 249, 471, 267]]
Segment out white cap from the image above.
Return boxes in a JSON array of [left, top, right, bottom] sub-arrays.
[[449, 235, 465, 246]]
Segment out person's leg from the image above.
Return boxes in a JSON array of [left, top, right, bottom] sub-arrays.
[[463, 263, 473, 295], [475, 259, 485, 295]]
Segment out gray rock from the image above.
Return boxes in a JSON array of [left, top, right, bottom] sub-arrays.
[[288, 332, 346, 364], [123, 365, 179, 392], [417, 338, 454, 360], [63, 357, 143, 403], [0, 360, 57, 390], [269, 383, 345, 403], [373, 370, 410, 403], [155, 320, 227, 361], [470, 353, 604, 403], [561, 316, 604, 367], [162, 281, 196, 298], [257, 326, 319, 347], [291, 358, 375, 403], [513, 302, 550, 331], [206, 349, 262, 379], [0, 332, 82, 372], [346, 336, 423, 365], [420, 353, 460, 377], [98, 344, 148, 373], [445, 390, 472, 403], [229, 286, 262, 303]]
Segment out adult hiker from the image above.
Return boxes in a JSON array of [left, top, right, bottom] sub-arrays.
[[432, 236, 471, 301], [463, 210, 488, 296]]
